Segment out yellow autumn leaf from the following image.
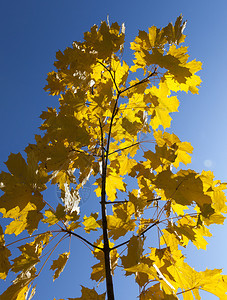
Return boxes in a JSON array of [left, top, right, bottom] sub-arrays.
[[111, 57, 129, 88], [43, 210, 59, 226], [121, 236, 144, 275], [0, 276, 36, 300], [140, 283, 166, 300], [153, 169, 212, 208], [118, 155, 137, 176], [0, 225, 11, 280], [11, 256, 40, 275], [69, 285, 105, 300], [50, 252, 70, 281], [168, 262, 227, 299], [153, 131, 193, 167], [107, 204, 136, 240], [83, 213, 101, 233], [95, 170, 126, 202], [145, 84, 179, 130], [5, 202, 43, 236], [11, 233, 52, 274], [125, 262, 157, 279]]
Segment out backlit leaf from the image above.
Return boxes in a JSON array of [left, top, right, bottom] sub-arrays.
[[50, 252, 70, 281], [0, 225, 11, 279], [83, 213, 101, 233], [69, 285, 105, 300]]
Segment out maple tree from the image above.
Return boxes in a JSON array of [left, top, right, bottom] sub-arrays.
[[1, 15, 227, 300]]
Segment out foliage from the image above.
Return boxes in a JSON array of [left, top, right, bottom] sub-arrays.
[[1, 16, 227, 300]]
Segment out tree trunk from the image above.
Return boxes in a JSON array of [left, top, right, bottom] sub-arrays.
[[100, 189, 115, 300]]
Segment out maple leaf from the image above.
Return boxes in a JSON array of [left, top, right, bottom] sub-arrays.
[[0, 268, 37, 300], [44, 71, 66, 95], [11, 233, 52, 275], [50, 252, 70, 281], [83, 213, 101, 233], [154, 130, 193, 167], [140, 283, 166, 300], [121, 235, 144, 275], [110, 57, 129, 89], [153, 169, 212, 208], [69, 286, 105, 300], [106, 203, 136, 240], [0, 225, 11, 280], [43, 204, 80, 230], [94, 170, 126, 202], [84, 21, 125, 59]]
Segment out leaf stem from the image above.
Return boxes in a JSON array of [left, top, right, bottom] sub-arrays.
[[37, 233, 68, 277]]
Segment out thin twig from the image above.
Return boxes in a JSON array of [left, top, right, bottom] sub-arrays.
[[37, 233, 68, 276], [105, 200, 128, 205], [108, 142, 140, 156], [6, 231, 54, 247], [147, 197, 161, 203], [61, 229, 103, 251], [120, 67, 158, 95], [39, 232, 61, 259], [105, 197, 161, 205], [69, 234, 72, 253], [97, 60, 120, 93], [110, 219, 160, 250]]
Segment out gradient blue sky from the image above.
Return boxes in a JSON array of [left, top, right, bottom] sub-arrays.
[[0, 1, 227, 299]]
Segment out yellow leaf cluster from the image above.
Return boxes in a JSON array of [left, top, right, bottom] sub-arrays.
[[1, 16, 227, 300]]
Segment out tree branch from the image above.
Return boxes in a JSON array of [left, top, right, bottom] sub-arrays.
[[108, 142, 140, 156], [97, 60, 120, 93], [120, 67, 158, 95], [105, 200, 129, 205], [110, 219, 160, 250], [105, 197, 161, 205], [61, 229, 104, 251]]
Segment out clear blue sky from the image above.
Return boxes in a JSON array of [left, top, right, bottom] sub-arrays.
[[0, 1, 227, 299]]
